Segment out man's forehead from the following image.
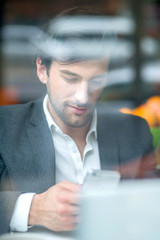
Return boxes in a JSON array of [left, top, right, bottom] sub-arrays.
[[52, 58, 108, 69]]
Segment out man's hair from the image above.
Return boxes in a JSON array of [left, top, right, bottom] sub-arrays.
[[36, 6, 113, 72]]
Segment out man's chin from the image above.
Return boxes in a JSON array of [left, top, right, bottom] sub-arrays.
[[64, 115, 91, 128], [62, 107, 94, 127], [65, 120, 89, 128]]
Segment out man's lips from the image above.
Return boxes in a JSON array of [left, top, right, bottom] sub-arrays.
[[69, 105, 89, 114]]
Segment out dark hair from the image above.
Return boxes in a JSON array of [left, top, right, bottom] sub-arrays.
[[36, 6, 113, 72]]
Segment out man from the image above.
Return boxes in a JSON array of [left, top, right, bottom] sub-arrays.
[[0, 7, 157, 235]]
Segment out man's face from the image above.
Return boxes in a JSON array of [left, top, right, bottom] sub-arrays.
[[39, 59, 108, 128]]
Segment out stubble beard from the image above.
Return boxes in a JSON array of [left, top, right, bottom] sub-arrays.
[[48, 95, 94, 128]]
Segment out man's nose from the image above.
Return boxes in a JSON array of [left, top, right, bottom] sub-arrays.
[[74, 82, 89, 105]]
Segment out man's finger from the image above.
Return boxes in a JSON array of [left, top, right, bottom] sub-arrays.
[[58, 190, 80, 205], [57, 203, 79, 215], [60, 180, 81, 193]]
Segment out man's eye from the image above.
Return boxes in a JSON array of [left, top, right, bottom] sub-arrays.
[[91, 78, 107, 86], [62, 76, 78, 82], [91, 80, 101, 85]]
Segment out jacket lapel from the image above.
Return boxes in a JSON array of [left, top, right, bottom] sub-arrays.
[[26, 98, 55, 192], [97, 106, 120, 170]]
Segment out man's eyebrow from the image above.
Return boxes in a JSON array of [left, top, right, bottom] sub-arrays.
[[60, 70, 80, 77]]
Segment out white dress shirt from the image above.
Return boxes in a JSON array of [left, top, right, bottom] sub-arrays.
[[10, 94, 101, 232]]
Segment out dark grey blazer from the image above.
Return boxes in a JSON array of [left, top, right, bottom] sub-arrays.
[[0, 97, 156, 234]]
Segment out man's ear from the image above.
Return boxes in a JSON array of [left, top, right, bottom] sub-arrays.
[[36, 57, 48, 84]]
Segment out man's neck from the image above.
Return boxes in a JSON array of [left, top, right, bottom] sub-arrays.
[[63, 122, 91, 142], [52, 112, 91, 160]]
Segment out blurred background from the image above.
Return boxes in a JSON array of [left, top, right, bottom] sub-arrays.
[[0, 0, 160, 157], [0, 0, 159, 103]]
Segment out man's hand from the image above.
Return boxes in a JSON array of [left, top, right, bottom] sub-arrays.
[[28, 181, 81, 231]]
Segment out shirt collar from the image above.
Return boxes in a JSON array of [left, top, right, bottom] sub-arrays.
[[43, 94, 62, 134], [43, 94, 97, 139]]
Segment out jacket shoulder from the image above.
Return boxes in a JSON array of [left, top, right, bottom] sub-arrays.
[[97, 103, 148, 125], [0, 98, 44, 133]]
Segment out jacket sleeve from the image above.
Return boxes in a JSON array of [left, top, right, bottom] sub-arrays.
[[0, 191, 21, 234], [0, 153, 22, 234]]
